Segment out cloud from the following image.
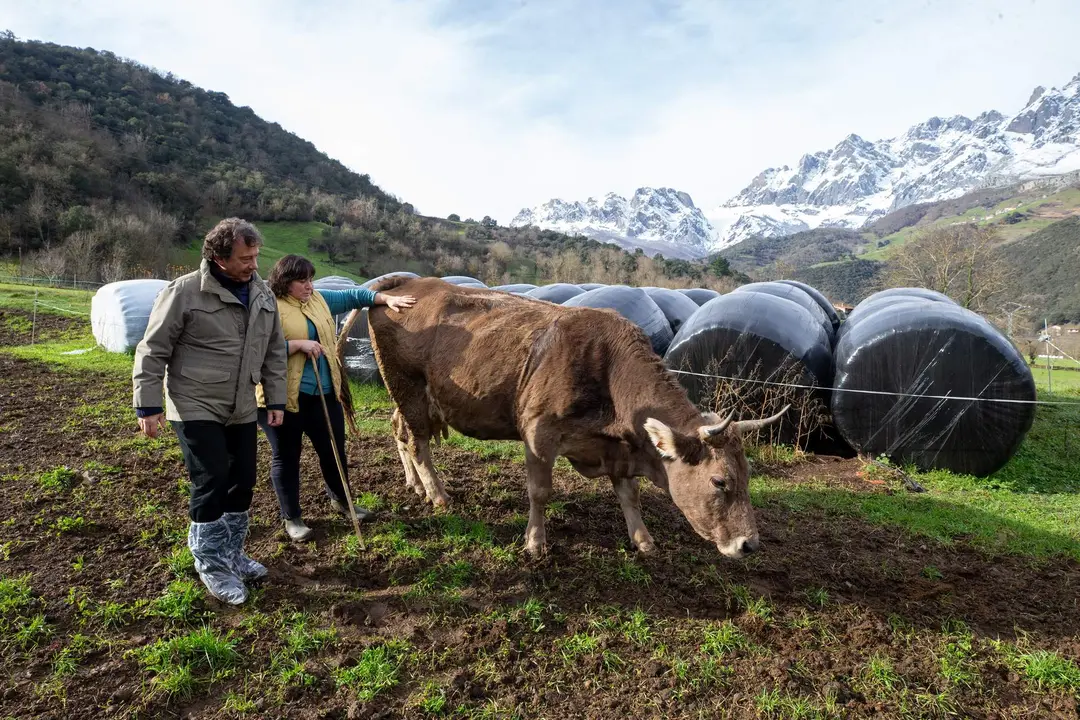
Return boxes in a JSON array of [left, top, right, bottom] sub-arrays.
[[2, 0, 1079, 222]]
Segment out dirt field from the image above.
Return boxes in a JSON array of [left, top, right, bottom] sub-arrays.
[[1, 316, 1079, 719]]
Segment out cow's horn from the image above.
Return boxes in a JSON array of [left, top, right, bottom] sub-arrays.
[[699, 410, 735, 439], [731, 404, 791, 435]]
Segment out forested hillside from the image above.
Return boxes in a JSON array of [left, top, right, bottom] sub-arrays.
[[999, 216, 1080, 323], [0, 35, 735, 289], [791, 260, 886, 305], [718, 227, 868, 276]]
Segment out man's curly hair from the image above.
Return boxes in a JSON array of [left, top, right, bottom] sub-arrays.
[[201, 217, 263, 261]]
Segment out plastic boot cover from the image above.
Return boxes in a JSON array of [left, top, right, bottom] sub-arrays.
[[222, 511, 267, 581], [188, 518, 248, 605]]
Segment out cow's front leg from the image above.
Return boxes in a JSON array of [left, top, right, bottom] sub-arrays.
[[613, 476, 655, 554], [524, 446, 554, 557]]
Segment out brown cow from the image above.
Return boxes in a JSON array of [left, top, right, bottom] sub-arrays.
[[363, 276, 788, 558]]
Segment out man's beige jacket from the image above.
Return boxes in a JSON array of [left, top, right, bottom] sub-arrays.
[[133, 260, 288, 424]]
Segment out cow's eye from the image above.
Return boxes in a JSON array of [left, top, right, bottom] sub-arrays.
[[711, 475, 729, 492]]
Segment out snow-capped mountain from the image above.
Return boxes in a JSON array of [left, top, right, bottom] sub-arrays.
[[510, 187, 716, 260], [512, 72, 1080, 256], [710, 73, 1080, 247]]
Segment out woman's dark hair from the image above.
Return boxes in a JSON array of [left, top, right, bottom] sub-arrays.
[[267, 254, 316, 297]]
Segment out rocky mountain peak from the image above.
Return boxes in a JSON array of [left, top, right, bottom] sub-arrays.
[[708, 68, 1080, 247], [510, 186, 717, 259]]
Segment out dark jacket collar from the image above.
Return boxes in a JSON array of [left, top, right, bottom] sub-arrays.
[[207, 259, 248, 291]]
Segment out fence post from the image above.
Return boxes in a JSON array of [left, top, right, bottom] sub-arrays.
[[31, 290, 38, 345], [1044, 319, 1053, 394]]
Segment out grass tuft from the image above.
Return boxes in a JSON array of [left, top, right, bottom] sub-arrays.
[[132, 626, 239, 700], [332, 640, 411, 701]]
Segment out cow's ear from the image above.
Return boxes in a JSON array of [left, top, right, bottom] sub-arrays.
[[644, 418, 678, 460]]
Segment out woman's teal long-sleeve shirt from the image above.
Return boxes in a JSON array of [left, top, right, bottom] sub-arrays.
[[294, 288, 376, 396]]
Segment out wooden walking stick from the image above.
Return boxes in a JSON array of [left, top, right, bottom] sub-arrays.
[[309, 354, 366, 551]]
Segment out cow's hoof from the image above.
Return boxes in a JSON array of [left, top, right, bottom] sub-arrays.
[[635, 540, 657, 555], [525, 542, 546, 557], [432, 494, 451, 509]]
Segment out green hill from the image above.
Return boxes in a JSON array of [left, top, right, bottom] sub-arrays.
[[791, 259, 886, 305], [718, 227, 870, 276], [714, 178, 1080, 309], [999, 216, 1080, 323], [0, 35, 732, 291], [862, 184, 1080, 261], [0, 36, 398, 246], [175, 221, 367, 283]]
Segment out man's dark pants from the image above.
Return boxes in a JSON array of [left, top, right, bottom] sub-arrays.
[[172, 420, 258, 523]]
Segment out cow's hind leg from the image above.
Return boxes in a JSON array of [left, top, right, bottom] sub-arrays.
[[391, 408, 424, 497], [523, 444, 555, 557], [386, 385, 450, 508], [398, 445, 424, 497], [410, 437, 450, 508], [612, 476, 656, 554]]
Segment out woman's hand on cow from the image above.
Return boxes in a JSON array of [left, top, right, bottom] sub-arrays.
[[383, 294, 417, 312]]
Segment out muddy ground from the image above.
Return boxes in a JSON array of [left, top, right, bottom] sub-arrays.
[[0, 346, 1078, 719], [0, 308, 83, 347]]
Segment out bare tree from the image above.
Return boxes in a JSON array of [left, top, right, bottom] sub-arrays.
[[34, 244, 67, 282], [62, 230, 103, 282], [101, 245, 127, 283], [27, 183, 50, 247], [773, 260, 796, 280], [343, 197, 380, 231], [886, 223, 1009, 312], [58, 101, 93, 131]]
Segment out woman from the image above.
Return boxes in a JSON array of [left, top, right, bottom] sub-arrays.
[[256, 254, 416, 541]]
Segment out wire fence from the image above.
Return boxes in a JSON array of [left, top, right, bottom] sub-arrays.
[[0, 273, 105, 291], [25, 294, 149, 347], [665, 368, 1080, 406], [11, 282, 1080, 408]]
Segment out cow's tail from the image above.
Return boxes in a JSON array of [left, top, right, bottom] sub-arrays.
[[336, 308, 363, 436]]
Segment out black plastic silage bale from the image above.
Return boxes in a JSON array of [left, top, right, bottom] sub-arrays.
[[733, 281, 837, 347], [492, 283, 538, 294], [662, 291, 835, 448], [836, 288, 957, 345], [526, 283, 585, 304], [643, 287, 702, 335], [338, 270, 419, 385], [830, 298, 1036, 476], [776, 279, 841, 334], [440, 275, 487, 286], [562, 285, 674, 356], [677, 288, 721, 306]]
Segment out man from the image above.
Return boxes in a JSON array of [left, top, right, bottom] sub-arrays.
[[133, 217, 288, 605]]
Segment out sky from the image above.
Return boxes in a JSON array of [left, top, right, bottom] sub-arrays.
[[3, 0, 1079, 223]]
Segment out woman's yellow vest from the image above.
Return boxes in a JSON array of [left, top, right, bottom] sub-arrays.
[[256, 291, 344, 413]]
